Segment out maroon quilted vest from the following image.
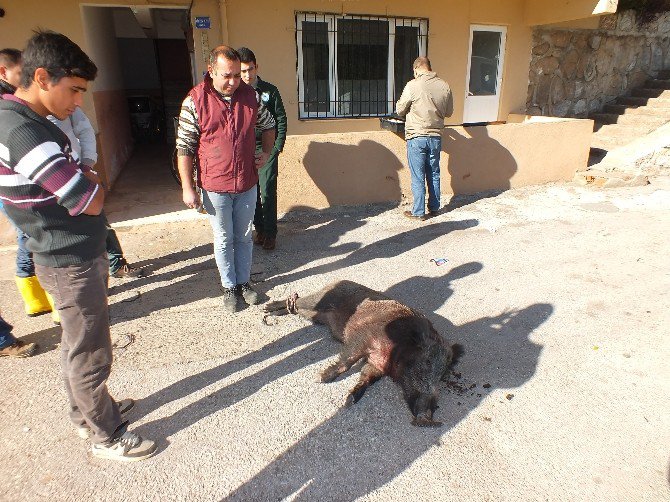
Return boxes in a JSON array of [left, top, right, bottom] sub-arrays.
[[189, 75, 258, 193]]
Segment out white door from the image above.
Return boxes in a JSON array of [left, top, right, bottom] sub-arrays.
[[463, 25, 507, 124]]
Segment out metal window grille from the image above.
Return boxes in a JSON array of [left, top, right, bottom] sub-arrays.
[[296, 12, 428, 119]]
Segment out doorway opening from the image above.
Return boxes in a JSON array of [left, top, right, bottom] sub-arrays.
[[81, 5, 194, 191]]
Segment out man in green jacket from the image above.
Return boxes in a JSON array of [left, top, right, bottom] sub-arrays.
[[238, 47, 287, 250]]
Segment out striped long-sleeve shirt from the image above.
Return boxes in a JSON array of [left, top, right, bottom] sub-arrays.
[[176, 87, 276, 157], [0, 94, 106, 267]]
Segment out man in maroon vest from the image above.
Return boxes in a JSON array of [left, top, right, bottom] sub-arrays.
[[176, 46, 276, 312]]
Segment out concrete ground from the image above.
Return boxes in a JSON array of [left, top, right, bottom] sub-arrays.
[[0, 145, 668, 501]]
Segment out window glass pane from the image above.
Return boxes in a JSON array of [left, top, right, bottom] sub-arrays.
[[469, 31, 501, 96], [302, 21, 330, 115], [394, 25, 419, 103], [337, 19, 388, 116]]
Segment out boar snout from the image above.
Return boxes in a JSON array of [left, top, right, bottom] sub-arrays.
[[412, 414, 443, 427]]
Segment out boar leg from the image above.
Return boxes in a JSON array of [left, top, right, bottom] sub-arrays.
[[345, 363, 384, 406], [263, 293, 300, 317], [320, 347, 366, 383]]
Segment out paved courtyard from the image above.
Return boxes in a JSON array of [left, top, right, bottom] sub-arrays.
[[0, 169, 668, 501]]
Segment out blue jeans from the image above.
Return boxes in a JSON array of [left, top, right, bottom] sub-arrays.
[[1, 202, 34, 277], [203, 186, 257, 289], [16, 229, 35, 278], [0, 314, 17, 349], [407, 136, 442, 216]]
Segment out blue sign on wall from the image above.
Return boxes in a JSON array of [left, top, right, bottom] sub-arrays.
[[195, 16, 211, 29]]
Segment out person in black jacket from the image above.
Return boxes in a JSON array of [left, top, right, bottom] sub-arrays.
[[238, 47, 287, 250]]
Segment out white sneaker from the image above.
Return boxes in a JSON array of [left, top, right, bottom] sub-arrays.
[[91, 430, 157, 462]]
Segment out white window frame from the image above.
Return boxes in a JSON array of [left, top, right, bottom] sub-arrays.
[[296, 13, 428, 119]]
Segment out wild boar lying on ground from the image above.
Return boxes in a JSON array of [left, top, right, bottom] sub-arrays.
[[264, 280, 463, 426]]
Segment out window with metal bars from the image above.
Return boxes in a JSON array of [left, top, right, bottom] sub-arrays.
[[296, 12, 428, 119]]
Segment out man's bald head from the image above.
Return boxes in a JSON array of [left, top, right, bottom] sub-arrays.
[[413, 57, 432, 72]]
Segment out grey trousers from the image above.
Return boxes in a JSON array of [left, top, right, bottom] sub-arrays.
[[36, 254, 122, 444]]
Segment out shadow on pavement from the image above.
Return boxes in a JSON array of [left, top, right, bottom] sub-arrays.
[[20, 325, 61, 354], [105, 217, 478, 326], [265, 218, 479, 288]]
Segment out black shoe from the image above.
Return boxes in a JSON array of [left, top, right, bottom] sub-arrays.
[[238, 282, 259, 305], [221, 287, 240, 312]]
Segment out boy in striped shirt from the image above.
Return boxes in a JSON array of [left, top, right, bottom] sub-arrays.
[[0, 31, 155, 462]]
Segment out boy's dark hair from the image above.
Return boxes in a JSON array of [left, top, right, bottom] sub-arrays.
[[20, 30, 97, 88], [236, 47, 257, 66], [209, 45, 240, 67], [0, 48, 22, 68]]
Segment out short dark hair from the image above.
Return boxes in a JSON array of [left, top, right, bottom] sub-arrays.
[[209, 45, 240, 67], [20, 30, 97, 89], [0, 48, 22, 68], [236, 47, 256, 66]]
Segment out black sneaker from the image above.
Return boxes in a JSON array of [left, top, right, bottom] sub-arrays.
[[238, 282, 259, 305], [221, 286, 239, 312], [91, 430, 157, 462]]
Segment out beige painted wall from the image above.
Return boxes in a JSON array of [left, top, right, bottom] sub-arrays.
[[223, 0, 533, 134], [276, 117, 593, 211]]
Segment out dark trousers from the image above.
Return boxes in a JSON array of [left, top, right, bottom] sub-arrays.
[[253, 154, 279, 238], [105, 224, 126, 274], [36, 254, 122, 444]]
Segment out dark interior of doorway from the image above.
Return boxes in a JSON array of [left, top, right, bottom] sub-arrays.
[[117, 37, 192, 147]]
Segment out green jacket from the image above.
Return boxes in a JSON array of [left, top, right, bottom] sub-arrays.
[[254, 77, 287, 157]]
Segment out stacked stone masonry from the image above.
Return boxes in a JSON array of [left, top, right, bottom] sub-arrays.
[[527, 10, 670, 118]]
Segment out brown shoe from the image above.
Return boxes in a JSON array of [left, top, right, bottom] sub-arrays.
[[0, 340, 38, 358], [253, 231, 265, 246], [403, 210, 427, 221], [111, 264, 145, 279], [262, 236, 276, 250]]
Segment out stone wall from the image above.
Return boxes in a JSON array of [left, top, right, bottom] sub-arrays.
[[527, 10, 670, 117]]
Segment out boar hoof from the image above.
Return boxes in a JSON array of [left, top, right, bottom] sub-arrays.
[[412, 417, 443, 428], [320, 366, 339, 383]]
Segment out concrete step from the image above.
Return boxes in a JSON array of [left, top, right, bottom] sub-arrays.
[[593, 123, 656, 137], [591, 135, 632, 151], [590, 112, 669, 127], [615, 96, 670, 107], [591, 123, 656, 151], [603, 104, 670, 116], [645, 79, 670, 90], [574, 169, 649, 188], [657, 70, 670, 80], [630, 87, 670, 99]]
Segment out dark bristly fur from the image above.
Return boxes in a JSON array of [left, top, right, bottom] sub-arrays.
[[264, 280, 463, 426]]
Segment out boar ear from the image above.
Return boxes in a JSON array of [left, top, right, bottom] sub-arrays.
[[450, 344, 465, 366]]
